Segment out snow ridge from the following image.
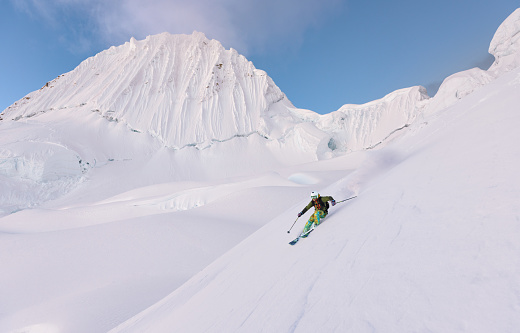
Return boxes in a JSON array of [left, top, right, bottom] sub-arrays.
[[318, 86, 429, 152], [489, 8, 520, 75]]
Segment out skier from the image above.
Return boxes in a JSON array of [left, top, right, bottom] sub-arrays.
[[297, 191, 336, 236]]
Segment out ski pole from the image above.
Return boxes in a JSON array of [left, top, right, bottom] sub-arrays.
[[287, 216, 300, 233], [336, 195, 357, 204]]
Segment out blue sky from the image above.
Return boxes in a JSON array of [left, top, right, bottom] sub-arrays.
[[1, 1, 518, 114]]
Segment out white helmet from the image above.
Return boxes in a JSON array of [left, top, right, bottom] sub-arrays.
[[311, 191, 319, 199]]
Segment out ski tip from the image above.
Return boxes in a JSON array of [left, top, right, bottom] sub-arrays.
[[289, 238, 300, 245]]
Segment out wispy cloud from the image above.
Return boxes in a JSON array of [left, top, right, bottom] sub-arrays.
[[11, 0, 343, 55]]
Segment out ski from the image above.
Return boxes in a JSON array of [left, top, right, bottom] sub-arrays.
[[289, 237, 301, 245], [289, 228, 314, 245], [301, 228, 314, 238]]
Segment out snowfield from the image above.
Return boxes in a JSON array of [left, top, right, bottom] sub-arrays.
[[1, 8, 520, 333]]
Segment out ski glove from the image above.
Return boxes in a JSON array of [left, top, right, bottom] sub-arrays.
[[298, 211, 303, 217], [331, 200, 336, 206]]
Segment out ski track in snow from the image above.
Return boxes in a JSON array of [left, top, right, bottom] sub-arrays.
[[287, 274, 321, 333]]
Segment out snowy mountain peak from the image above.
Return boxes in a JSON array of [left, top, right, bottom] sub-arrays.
[[4, 32, 290, 149]]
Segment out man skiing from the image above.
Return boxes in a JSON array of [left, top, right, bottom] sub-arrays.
[[297, 191, 336, 236]]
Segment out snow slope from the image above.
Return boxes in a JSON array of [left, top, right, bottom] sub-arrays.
[[112, 8, 520, 333], [112, 53, 520, 333], [1, 7, 519, 333]]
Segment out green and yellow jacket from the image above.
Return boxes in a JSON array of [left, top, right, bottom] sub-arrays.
[[301, 196, 335, 217]]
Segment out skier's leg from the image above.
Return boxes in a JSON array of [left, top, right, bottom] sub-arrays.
[[302, 220, 313, 234], [302, 212, 318, 234], [314, 211, 325, 226]]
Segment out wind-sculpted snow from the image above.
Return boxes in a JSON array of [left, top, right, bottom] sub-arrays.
[[421, 9, 520, 115], [489, 8, 520, 75], [317, 86, 429, 152], [424, 68, 495, 114]]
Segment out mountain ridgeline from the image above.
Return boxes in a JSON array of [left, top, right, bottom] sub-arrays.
[[2, 8, 520, 172], [4, 32, 430, 157]]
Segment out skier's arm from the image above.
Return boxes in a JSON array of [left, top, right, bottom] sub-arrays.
[[300, 201, 313, 215], [322, 196, 336, 206]]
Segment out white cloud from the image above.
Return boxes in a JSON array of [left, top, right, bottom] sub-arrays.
[[11, 0, 343, 55]]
